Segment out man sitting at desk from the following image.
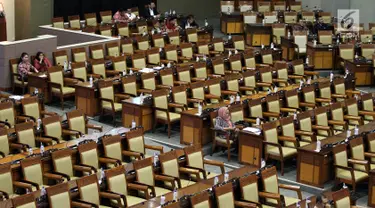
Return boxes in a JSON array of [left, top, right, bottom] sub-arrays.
[[181, 15, 199, 29], [125, 9, 137, 21], [113, 8, 129, 23], [145, 2, 160, 19]]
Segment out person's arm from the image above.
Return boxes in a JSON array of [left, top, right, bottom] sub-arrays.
[[44, 57, 52, 68], [30, 63, 39, 73], [33, 59, 41, 71]]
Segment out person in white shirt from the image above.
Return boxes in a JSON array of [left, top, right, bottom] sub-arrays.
[[146, 2, 160, 19], [125, 9, 136, 21]]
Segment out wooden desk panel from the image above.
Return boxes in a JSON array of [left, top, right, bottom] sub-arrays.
[[245, 24, 272, 46], [369, 170, 375, 207], [238, 130, 263, 167], [122, 97, 153, 131], [0, 17, 6, 41], [220, 12, 244, 34], [306, 43, 335, 70], [28, 74, 50, 103], [75, 83, 99, 117], [281, 36, 295, 61], [345, 60, 373, 86]]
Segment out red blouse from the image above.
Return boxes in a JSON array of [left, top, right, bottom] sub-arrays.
[[33, 57, 52, 72]]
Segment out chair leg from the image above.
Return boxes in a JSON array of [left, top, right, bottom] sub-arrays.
[[281, 161, 284, 176], [12, 84, 15, 94], [211, 141, 216, 156], [227, 145, 231, 162], [60, 96, 64, 110], [168, 124, 171, 138], [112, 112, 116, 126], [352, 183, 356, 192]]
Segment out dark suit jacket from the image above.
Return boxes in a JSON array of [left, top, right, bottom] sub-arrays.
[[145, 7, 159, 18], [180, 19, 199, 29]]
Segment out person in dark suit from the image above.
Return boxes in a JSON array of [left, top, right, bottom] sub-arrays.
[[145, 2, 160, 18], [181, 14, 199, 29]]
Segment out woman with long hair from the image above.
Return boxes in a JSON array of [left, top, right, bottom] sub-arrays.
[[17, 53, 39, 81], [33, 51, 52, 72]]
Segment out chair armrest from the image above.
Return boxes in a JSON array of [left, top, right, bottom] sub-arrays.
[[122, 150, 143, 160], [50, 171, 71, 181], [73, 199, 99, 208], [9, 142, 28, 152], [13, 181, 34, 192], [364, 152, 375, 159], [187, 98, 204, 104], [19, 180, 40, 190], [234, 200, 257, 208], [203, 159, 225, 174], [280, 107, 298, 113], [179, 167, 200, 179], [221, 90, 238, 96], [73, 165, 95, 174], [76, 164, 97, 173], [88, 73, 102, 79], [278, 136, 298, 144], [332, 94, 347, 99], [191, 77, 206, 82], [156, 84, 172, 89], [115, 93, 131, 101], [256, 82, 272, 87], [344, 115, 362, 121], [99, 157, 121, 166], [273, 78, 289, 84], [40, 111, 58, 117], [168, 103, 186, 111], [204, 94, 222, 100], [315, 98, 331, 103], [127, 183, 151, 199], [144, 144, 164, 153], [279, 184, 302, 200], [48, 82, 62, 91], [86, 123, 103, 132], [41, 135, 60, 144], [62, 129, 81, 137], [63, 77, 80, 86], [71, 200, 94, 208], [263, 141, 283, 153], [328, 120, 347, 126], [174, 80, 190, 85], [0, 121, 11, 129], [0, 190, 9, 200], [312, 125, 332, 131], [239, 86, 255, 92], [137, 88, 153, 94], [131, 181, 155, 199], [359, 111, 375, 117], [17, 114, 36, 122], [263, 112, 280, 118], [106, 70, 121, 76], [348, 159, 368, 166], [288, 75, 305, 80], [346, 90, 361, 95], [35, 136, 54, 145], [299, 102, 316, 108], [43, 173, 65, 182], [99, 191, 122, 206], [295, 130, 315, 137], [304, 71, 319, 76], [259, 191, 281, 200], [154, 174, 177, 190]]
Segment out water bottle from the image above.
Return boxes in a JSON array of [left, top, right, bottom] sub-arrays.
[[274, 86, 278, 93], [41, 186, 46, 196], [228, 50, 232, 57], [330, 71, 334, 82], [354, 125, 359, 135], [293, 112, 297, 120], [236, 94, 241, 102], [28, 148, 33, 155], [203, 55, 207, 61], [85, 61, 88, 68], [154, 153, 159, 166], [198, 103, 203, 115], [34, 88, 39, 95], [131, 120, 136, 128], [261, 44, 265, 49], [173, 188, 178, 201], [140, 93, 144, 103], [288, 31, 291, 38], [63, 61, 67, 71], [346, 130, 351, 139], [267, 88, 271, 95], [262, 18, 266, 25], [299, 80, 303, 90], [261, 159, 266, 168], [214, 176, 219, 185], [40, 143, 44, 154], [227, 6, 230, 14], [160, 195, 166, 205], [256, 117, 260, 125], [205, 18, 208, 27], [316, 140, 321, 152], [122, 70, 126, 77], [172, 10, 176, 15], [196, 56, 200, 62], [118, 34, 121, 39], [228, 33, 232, 40], [355, 52, 359, 59], [37, 118, 41, 130], [129, 69, 133, 75], [68, 61, 72, 70], [224, 173, 229, 182], [101, 167, 105, 179], [167, 62, 172, 68], [313, 39, 317, 46], [270, 42, 274, 49], [89, 75, 93, 87], [343, 183, 347, 189], [234, 50, 238, 54], [307, 78, 311, 84], [306, 56, 309, 64], [230, 96, 235, 104]]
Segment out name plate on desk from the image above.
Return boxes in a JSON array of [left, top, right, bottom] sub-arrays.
[[243, 127, 261, 135]]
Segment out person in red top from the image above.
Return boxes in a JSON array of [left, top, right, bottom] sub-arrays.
[[33, 52, 52, 72], [18, 53, 39, 81], [113, 8, 129, 23], [166, 17, 180, 32]]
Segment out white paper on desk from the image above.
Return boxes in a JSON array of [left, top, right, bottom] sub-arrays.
[[243, 127, 262, 135], [153, 66, 163, 70], [106, 127, 128, 136], [39, 74, 47, 78], [9, 95, 24, 100], [139, 68, 154, 73]]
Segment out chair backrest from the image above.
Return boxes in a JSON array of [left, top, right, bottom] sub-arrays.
[[121, 38, 134, 55], [51, 149, 74, 177], [297, 110, 313, 133], [180, 42, 194, 58], [261, 49, 273, 65], [12, 193, 36, 208], [84, 13, 97, 27], [53, 50, 68, 66], [314, 106, 329, 136], [106, 42, 120, 57], [272, 23, 286, 44], [212, 38, 225, 52], [330, 102, 344, 122], [339, 44, 354, 60], [21, 155, 43, 186], [102, 135, 123, 161], [261, 166, 279, 195], [302, 85, 316, 104], [332, 188, 351, 208], [239, 174, 259, 203], [273, 1, 285, 11], [9, 58, 20, 83], [111, 56, 127, 72], [77, 174, 100, 205], [193, 62, 208, 79], [21, 96, 41, 121], [258, 1, 271, 12], [136, 36, 150, 50], [333, 144, 349, 171], [361, 43, 375, 59], [132, 53, 147, 69], [48, 66, 65, 92], [52, 17, 64, 28], [133, 157, 155, 186], [212, 58, 225, 76], [225, 73, 241, 92], [190, 191, 211, 208], [229, 54, 242, 72], [332, 78, 346, 96], [264, 12, 277, 23], [184, 145, 204, 170], [78, 141, 100, 170], [214, 183, 235, 208], [262, 121, 279, 153], [15, 121, 36, 148], [190, 81, 206, 101], [294, 31, 308, 50], [68, 15, 80, 29], [197, 41, 210, 55], [141, 72, 156, 90], [71, 47, 88, 63], [100, 10, 112, 23], [0, 163, 14, 196], [153, 89, 169, 113], [229, 103, 244, 123], [98, 80, 115, 110], [349, 137, 366, 169], [243, 12, 257, 24], [220, 1, 234, 13], [284, 88, 299, 109], [159, 150, 180, 178], [66, 109, 86, 134], [147, 47, 161, 65], [71, 62, 87, 82], [266, 93, 280, 114], [122, 75, 137, 96], [0, 101, 16, 127], [239, 1, 253, 12], [291, 59, 305, 76], [361, 93, 374, 121], [290, 1, 302, 12], [89, 44, 105, 60], [136, 21, 148, 34], [172, 85, 188, 112], [206, 78, 222, 102], [164, 45, 179, 62], [243, 53, 256, 69], [152, 34, 165, 48], [176, 66, 191, 83], [317, 81, 331, 99], [318, 30, 332, 45], [91, 59, 107, 79], [105, 165, 128, 197], [42, 115, 63, 141], [301, 12, 315, 22], [284, 12, 297, 24], [126, 128, 146, 155], [168, 31, 181, 46], [46, 182, 72, 208], [248, 98, 263, 118], [117, 22, 130, 37], [232, 36, 245, 50], [259, 66, 272, 85], [186, 28, 198, 43], [319, 12, 331, 24]]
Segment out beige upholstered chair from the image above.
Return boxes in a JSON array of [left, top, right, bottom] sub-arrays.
[[172, 85, 200, 112], [133, 157, 174, 197], [332, 188, 357, 208], [52, 17, 64, 28], [168, 31, 181, 46], [71, 62, 89, 82], [301, 12, 315, 22], [301, 85, 317, 109], [51, 148, 93, 181], [152, 90, 183, 138], [190, 191, 212, 208], [313, 107, 333, 139], [89, 44, 105, 60], [42, 115, 80, 142], [264, 12, 278, 24], [21, 155, 64, 190], [333, 144, 368, 192], [136, 36, 150, 51], [361, 43, 375, 59], [183, 145, 224, 180], [146, 47, 162, 65], [225, 73, 255, 95], [319, 12, 332, 24], [106, 42, 121, 58], [180, 42, 194, 59], [290, 59, 319, 81], [345, 98, 365, 128], [16, 122, 57, 149], [329, 103, 349, 133], [258, 1, 271, 12], [9, 58, 28, 94], [66, 109, 103, 135], [68, 15, 81, 29], [315, 82, 332, 106], [12, 193, 37, 208], [186, 28, 198, 43], [296, 110, 321, 142], [126, 127, 163, 159], [0, 129, 22, 158], [284, 12, 297, 24], [100, 11, 112, 23], [91, 58, 119, 78], [21, 96, 57, 121], [136, 21, 148, 34], [47, 182, 92, 208], [193, 62, 211, 80], [0, 163, 33, 199], [159, 150, 197, 188], [332, 78, 360, 101], [280, 116, 313, 148], [131, 53, 147, 70], [117, 22, 130, 37], [339, 44, 355, 67], [84, 13, 97, 27], [103, 135, 143, 165], [290, 2, 302, 12], [261, 166, 302, 206], [349, 137, 375, 172], [47, 66, 77, 110], [152, 34, 165, 48], [262, 121, 298, 175], [318, 30, 333, 45], [360, 93, 375, 124], [105, 165, 148, 207], [214, 183, 256, 208], [212, 38, 225, 53], [0, 101, 23, 129], [121, 75, 140, 97], [294, 31, 307, 58], [53, 50, 69, 66], [71, 47, 88, 63], [232, 36, 246, 51], [77, 174, 122, 207], [272, 23, 286, 45], [120, 38, 134, 56]]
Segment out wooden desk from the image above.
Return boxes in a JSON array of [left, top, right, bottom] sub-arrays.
[[220, 12, 243, 34], [306, 42, 335, 70], [75, 82, 99, 117], [238, 130, 263, 167], [122, 96, 153, 131], [297, 121, 375, 188], [281, 36, 296, 61], [245, 24, 272, 47], [197, 27, 214, 42], [27, 73, 50, 103], [345, 59, 373, 86]]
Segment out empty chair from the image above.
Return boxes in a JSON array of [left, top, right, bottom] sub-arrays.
[[16, 121, 57, 149], [100, 11, 112, 23], [42, 115, 79, 142], [52, 17, 64, 29], [102, 135, 141, 164], [89, 44, 105, 60], [47, 66, 76, 110], [71, 47, 88, 63], [66, 109, 103, 136], [84, 13, 97, 27], [0, 163, 32, 199], [47, 182, 93, 208], [126, 127, 163, 159], [318, 30, 333, 45], [68, 15, 80, 29], [214, 183, 255, 208], [21, 96, 56, 121], [52, 50, 68, 66]]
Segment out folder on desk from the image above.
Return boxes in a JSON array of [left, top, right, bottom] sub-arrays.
[[243, 127, 262, 135]]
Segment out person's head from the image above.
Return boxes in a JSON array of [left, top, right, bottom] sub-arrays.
[[169, 17, 177, 25], [187, 15, 195, 24], [127, 9, 132, 14], [218, 107, 231, 121], [36, 52, 44, 61], [119, 8, 126, 16], [150, 2, 156, 8], [20, 53, 29, 63]]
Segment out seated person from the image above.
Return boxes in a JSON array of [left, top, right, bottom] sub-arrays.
[[166, 17, 181, 32], [215, 107, 240, 140], [33, 51, 52, 72], [113, 8, 129, 23], [181, 14, 199, 29], [145, 2, 160, 19], [18, 52, 39, 81], [125, 8, 137, 21]]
